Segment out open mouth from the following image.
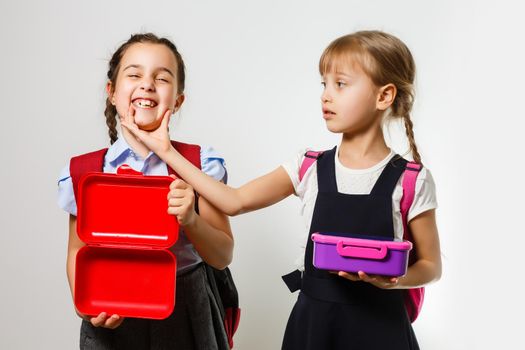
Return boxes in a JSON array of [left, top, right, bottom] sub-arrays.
[[323, 108, 336, 118], [132, 98, 158, 109]]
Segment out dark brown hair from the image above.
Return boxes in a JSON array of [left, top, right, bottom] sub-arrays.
[[319, 30, 421, 164], [105, 33, 186, 144]]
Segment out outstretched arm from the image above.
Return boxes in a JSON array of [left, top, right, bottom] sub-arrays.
[[121, 107, 295, 216], [166, 149, 294, 215]]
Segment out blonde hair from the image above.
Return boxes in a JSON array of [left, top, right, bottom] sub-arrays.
[[319, 30, 421, 164]]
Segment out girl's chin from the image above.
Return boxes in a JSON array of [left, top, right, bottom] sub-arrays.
[[324, 121, 343, 134], [137, 121, 162, 131], [133, 111, 163, 131], [133, 117, 161, 131]]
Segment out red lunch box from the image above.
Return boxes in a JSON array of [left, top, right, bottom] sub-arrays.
[[74, 165, 179, 319]]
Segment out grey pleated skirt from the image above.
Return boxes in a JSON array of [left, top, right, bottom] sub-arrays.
[[79, 264, 230, 350]]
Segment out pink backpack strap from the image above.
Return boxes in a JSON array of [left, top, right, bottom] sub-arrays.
[[299, 151, 323, 182], [400, 162, 422, 239], [400, 161, 425, 323]]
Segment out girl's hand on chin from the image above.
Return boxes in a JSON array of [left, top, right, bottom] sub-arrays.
[[121, 104, 172, 156]]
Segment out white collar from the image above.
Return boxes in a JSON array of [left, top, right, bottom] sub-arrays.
[[334, 145, 395, 175], [106, 136, 156, 165]]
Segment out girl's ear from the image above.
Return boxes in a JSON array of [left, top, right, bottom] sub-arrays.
[[173, 94, 185, 113], [106, 81, 115, 105], [377, 83, 396, 111]]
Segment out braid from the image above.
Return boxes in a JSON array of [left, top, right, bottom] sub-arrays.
[[403, 113, 421, 164], [104, 97, 118, 145], [393, 88, 422, 164]]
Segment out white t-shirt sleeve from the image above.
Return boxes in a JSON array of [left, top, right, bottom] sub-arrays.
[[407, 167, 438, 222], [281, 148, 314, 199]]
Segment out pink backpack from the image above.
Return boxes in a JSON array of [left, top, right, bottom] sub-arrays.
[[299, 150, 424, 323]]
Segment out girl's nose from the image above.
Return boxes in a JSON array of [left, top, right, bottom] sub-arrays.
[[140, 77, 155, 92], [321, 88, 332, 103]]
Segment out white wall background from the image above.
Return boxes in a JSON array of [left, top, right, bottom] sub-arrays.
[[1, 0, 524, 348]]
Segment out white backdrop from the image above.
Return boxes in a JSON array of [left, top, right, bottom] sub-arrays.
[[1, 0, 524, 349]]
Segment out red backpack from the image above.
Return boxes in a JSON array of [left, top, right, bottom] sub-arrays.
[[69, 140, 241, 347], [299, 150, 424, 323]]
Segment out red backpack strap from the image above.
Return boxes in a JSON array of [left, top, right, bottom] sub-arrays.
[[400, 161, 425, 323], [299, 150, 323, 182], [70, 148, 108, 203], [168, 141, 202, 214], [69, 141, 201, 209], [70, 141, 201, 196], [168, 141, 202, 175]]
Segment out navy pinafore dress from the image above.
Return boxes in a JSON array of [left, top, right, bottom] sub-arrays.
[[282, 147, 419, 350]]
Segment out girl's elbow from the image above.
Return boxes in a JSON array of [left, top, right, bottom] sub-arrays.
[[231, 200, 248, 216], [222, 241, 234, 268], [425, 260, 442, 284], [433, 264, 442, 282], [228, 190, 250, 216], [219, 256, 233, 270], [218, 197, 243, 216], [226, 206, 243, 217], [209, 254, 233, 270], [209, 240, 234, 270]]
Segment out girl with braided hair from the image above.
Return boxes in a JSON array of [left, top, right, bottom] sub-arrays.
[[58, 33, 233, 350]]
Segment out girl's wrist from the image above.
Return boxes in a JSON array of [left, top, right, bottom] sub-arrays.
[[181, 211, 199, 230], [157, 143, 177, 160]]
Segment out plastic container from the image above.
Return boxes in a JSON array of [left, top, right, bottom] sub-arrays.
[[311, 232, 412, 276], [74, 165, 178, 319]]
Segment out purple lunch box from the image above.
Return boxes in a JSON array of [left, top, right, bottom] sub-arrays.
[[311, 233, 412, 277]]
